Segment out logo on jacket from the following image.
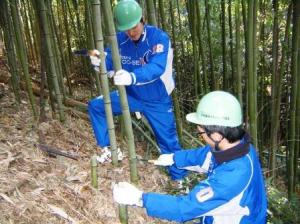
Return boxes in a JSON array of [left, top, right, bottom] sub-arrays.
[[121, 55, 141, 66], [196, 187, 214, 202], [153, 44, 164, 53], [140, 50, 151, 65]]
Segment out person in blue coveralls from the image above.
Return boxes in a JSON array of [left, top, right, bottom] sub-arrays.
[[113, 91, 267, 224], [87, 0, 186, 180]]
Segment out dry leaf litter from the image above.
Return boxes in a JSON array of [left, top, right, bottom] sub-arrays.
[[0, 74, 177, 224]]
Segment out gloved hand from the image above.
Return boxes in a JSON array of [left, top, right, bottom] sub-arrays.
[[89, 49, 101, 72], [153, 153, 174, 166], [113, 69, 135, 86], [113, 182, 143, 207]]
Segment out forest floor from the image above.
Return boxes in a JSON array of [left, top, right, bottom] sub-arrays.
[[0, 63, 176, 224]]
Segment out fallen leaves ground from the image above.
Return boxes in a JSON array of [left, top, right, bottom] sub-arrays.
[[0, 79, 176, 224]]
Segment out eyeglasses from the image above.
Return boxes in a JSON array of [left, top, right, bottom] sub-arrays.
[[198, 131, 206, 135], [197, 131, 206, 143], [196, 126, 207, 142]]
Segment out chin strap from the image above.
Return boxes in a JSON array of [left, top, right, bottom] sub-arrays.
[[207, 133, 224, 151]]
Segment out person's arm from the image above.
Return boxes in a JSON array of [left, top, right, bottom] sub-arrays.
[[143, 159, 252, 222], [173, 145, 212, 173], [132, 33, 172, 84], [153, 145, 211, 173]]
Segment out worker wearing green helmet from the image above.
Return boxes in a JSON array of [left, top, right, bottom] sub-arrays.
[[113, 91, 267, 223], [88, 0, 187, 180]]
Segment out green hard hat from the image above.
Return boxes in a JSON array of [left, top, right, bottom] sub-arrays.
[[113, 0, 142, 31], [186, 91, 243, 127]]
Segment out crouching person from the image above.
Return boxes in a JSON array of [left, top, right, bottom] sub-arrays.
[[113, 91, 267, 223]]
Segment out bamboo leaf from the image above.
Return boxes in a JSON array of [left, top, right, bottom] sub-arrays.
[[47, 204, 77, 224]]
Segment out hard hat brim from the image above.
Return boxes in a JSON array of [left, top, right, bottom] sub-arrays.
[[117, 18, 141, 31], [186, 113, 201, 125]]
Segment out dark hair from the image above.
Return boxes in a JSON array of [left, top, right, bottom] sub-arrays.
[[202, 125, 245, 143]]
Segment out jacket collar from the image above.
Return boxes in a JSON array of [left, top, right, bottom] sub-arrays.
[[141, 25, 147, 42], [211, 133, 251, 164]]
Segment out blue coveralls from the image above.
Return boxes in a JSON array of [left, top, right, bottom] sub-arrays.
[[142, 136, 267, 223], [88, 25, 186, 180]]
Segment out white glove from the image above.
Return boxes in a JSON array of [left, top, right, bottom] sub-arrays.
[[153, 153, 174, 166], [113, 69, 135, 86], [113, 182, 143, 207], [89, 49, 101, 72]]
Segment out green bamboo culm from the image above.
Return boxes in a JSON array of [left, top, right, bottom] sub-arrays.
[[247, 0, 258, 148], [196, 0, 209, 94], [228, 0, 234, 91], [9, 0, 38, 119], [235, 0, 242, 104], [204, 0, 217, 90], [47, 0, 66, 99], [145, 0, 157, 26], [188, 0, 200, 97], [158, 0, 166, 30], [101, 1, 138, 223], [91, 154, 98, 188], [85, 0, 101, 96], [221, 0, 228, 90], [168, 1, 184, 146], [61, 0, 73, 67], [34, 0, 65, 122], [31, 0, 57, 117], [168, 0, 185, 144], [288, 0, 300, 199], [269, 1, 290, 179], [293, 1, 300, 194], [118, 205, 128, 224], [48, 0, 72, 97], [91, 0, 119, 165], [102, 0, 138, 183], [0, 0, 21, 106]]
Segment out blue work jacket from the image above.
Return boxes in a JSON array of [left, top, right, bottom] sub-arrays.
[[105, 25, 174, 102], [142, 138, 267, 223]]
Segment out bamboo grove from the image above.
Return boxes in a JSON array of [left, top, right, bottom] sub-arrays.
[[0, 0, 299, 204]]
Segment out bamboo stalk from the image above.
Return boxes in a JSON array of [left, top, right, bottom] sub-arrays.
[[91, 0, 119, 165], [102, 0, 138, 183], [235, 0, 242, 104], [118, 205, 128, 224], [145, 0, 157, 26], [247, 0, 258, 147], [91, 155, 98, 188], [101, 1, 139, 222], [85, 0, 101, 95], [288, 0, 300, 198], [0, 0, 21, 106], [204, 0, 217, 89], [10, 0, 38, 119], [168, 1, 184, 145]]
